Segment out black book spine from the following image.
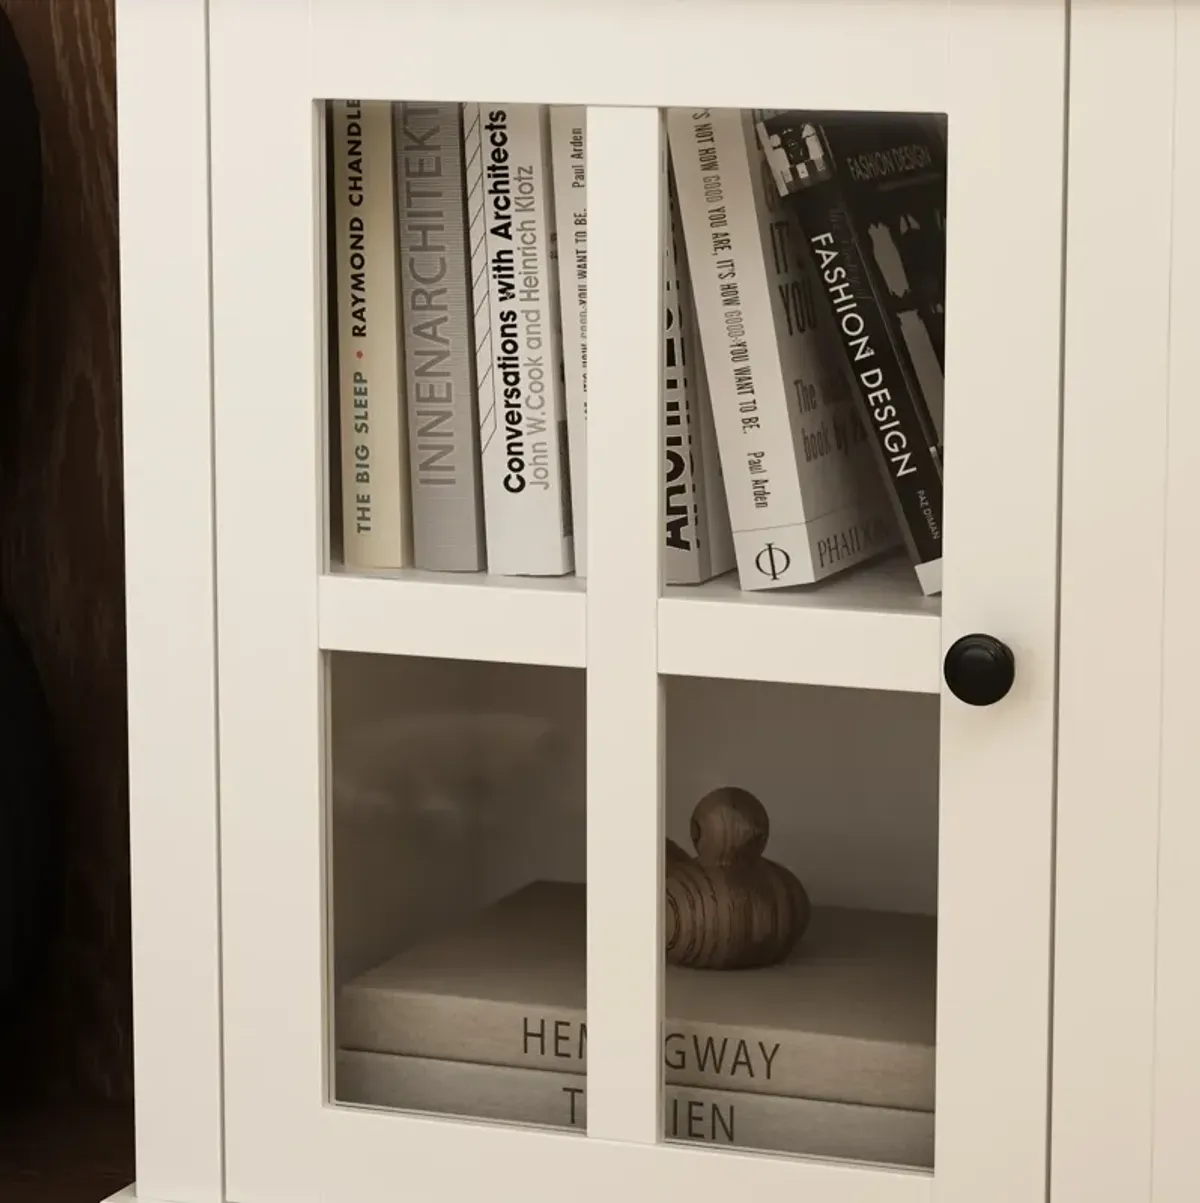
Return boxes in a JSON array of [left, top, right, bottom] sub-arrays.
[[757, 118, 943, 578]]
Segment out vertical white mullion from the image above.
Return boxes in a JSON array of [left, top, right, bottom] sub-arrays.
[[939, 3, 1065, 1200], [209, 4, 324, 1200], [585, 105, 664, 1146], [117, 2, 225, 1199]]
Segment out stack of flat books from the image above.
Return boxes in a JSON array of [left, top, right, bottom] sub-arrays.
[[336, 881, 936, 1167]]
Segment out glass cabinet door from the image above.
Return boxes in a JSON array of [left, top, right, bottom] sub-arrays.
[[208, 2, 1066, 1202]]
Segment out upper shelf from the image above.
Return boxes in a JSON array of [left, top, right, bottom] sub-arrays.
[[320, 556, 940, 693], [660, 555, 941, 693], [308, 0, 951, 114], [319, 570, 587, 667]]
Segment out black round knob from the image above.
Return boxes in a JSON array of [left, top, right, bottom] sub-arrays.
[[943, 634, 1015, 706]]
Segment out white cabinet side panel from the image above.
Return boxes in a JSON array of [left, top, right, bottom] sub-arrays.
[[116, 2, 224, 1199], [1052, 7, 1176, 1203], [1154, 8, 1200, 1200], [937, 4, 1066, 1200], [208, 3, 324, 1200], [584, 106, 664, 1146]]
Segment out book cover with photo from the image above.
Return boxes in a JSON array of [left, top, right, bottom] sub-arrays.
[[756, 111, 946, 596]]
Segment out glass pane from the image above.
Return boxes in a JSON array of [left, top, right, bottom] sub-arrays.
[[656, 103, 945, 1169], [322, 98, 583, 584], [321, 97, 591, 1133], [662, 676, 938, 1168], [328, 652, 586, 1131], [663, 104, 946, 595]]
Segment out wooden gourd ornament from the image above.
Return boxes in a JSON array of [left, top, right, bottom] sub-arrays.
[[665, 787, 810, 970]]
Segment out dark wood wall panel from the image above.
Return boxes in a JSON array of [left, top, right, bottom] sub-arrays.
[[0, 0, 130, 1103]]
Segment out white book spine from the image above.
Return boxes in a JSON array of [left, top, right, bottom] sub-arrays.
[[549, 106, 588, 577], [396, 103, 486, 571], [664, 168, 734, 585], [331, 100, 412, 569], [667, 108, 897, 590], [465, 104, 573, 576], [688, 286, 737, 579], [337, 1050, 933, 1168]]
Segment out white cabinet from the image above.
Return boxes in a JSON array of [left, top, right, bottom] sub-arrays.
[[112, 1, 1187, 1202]]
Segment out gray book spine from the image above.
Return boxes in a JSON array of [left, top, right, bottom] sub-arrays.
[[396, 103, 486, 571], [549, 106, 588, 577], [664, 165, 734, 585], [336, 992, 934, 1112], [337, 1049, 933, 1168]]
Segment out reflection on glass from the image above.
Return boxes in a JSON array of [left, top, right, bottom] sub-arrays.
[[327, 99, 584, 580], [662, 677, 938, 1169], [656, 98, 947, 1166], [330, 655, 586, 1131]]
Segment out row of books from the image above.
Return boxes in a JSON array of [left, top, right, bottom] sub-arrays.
[[328, 102, 946, 594], [337, 882, 935, 1166]]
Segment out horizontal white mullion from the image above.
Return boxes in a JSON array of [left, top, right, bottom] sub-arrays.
[[658, 598, 941, 693], [321, 1106, 933, 1203], [318, 573, 586, 666], [310, 0, 948, 113]]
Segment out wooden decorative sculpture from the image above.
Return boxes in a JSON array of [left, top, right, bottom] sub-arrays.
[[665, 787, 810, 970]]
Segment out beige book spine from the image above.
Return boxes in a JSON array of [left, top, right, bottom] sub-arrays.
[[337, 990, 933, 1111], [331, 100, 412, 569], [337, 1049, 933, 1168]]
